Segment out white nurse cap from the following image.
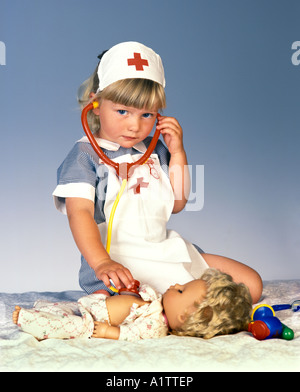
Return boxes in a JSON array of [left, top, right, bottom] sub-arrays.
[[96, 41, 166, 92]]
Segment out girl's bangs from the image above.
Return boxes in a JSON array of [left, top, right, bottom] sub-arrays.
[[100, 79, 166, 110]]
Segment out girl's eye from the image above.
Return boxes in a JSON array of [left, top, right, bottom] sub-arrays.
[[142, 113, 153, 119], [178, 289, 183, 293], [117, 109, 128, 115]]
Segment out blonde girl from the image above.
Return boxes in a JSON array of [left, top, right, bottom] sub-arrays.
[[53, 42, 262, 303]]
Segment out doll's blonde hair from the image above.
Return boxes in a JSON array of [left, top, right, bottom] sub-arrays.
[[77, 65, 166, 133], [172, 269, 252, 339]]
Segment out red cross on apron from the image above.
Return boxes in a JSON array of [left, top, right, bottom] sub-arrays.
[[127, 53, 149, 71], [129, 177, 149, 194]]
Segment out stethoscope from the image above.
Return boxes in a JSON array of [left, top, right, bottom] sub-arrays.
[[81, 101, 161, 296]]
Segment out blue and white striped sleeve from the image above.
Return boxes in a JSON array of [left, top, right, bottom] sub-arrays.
[[52, 142, 98, 214], [144, 138, 170, 177], [154, 139, 170, 168]]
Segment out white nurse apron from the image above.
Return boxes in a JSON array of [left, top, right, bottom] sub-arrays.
[[97, 142, 208, 293]]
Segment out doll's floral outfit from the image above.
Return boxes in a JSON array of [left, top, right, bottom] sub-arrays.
[[16, 283, 168, 341]]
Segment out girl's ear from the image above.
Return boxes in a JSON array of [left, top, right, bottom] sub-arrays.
[[90, 93, 100, 115]]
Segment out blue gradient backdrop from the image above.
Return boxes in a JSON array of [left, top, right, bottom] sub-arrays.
[[1, 0, 299, 292]]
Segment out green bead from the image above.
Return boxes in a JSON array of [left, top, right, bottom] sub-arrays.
[[282, 325, 294, 340]]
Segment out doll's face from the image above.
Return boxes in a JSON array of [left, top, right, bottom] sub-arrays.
[[94, 99, 157, 148], [162, 279, 207, 330]]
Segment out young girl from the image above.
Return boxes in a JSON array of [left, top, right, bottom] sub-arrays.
[[53, 41, 262, 303], [12, 269, 253, 341]]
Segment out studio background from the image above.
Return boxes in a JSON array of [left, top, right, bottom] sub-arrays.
[[1, 0, 299, 292]]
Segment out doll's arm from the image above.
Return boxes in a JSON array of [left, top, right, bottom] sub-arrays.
[[92, 295, 148, 340]]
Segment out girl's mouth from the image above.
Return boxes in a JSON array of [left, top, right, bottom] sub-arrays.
[[122, 136, 137, 141]]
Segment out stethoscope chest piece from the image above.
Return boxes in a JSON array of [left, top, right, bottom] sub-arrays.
[[119, 280, 141, 298]]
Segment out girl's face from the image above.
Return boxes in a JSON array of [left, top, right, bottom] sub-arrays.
[[94, 99, 158, 148], [162, 279, 207, 330]]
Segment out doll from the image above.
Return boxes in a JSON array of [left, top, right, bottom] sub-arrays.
[[13, 269, 252, 341]]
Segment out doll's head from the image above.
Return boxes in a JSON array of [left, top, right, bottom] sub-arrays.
[[78, 42, 166, 132], [164, 269, 253, 339]]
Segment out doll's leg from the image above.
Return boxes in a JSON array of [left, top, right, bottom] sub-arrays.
[[13, 304, 93, 340], [34, 300, 79, 316], [202, 253, 263, 303]]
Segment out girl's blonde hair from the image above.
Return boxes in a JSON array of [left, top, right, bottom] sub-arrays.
[[172, 269, 252, 339], [77, 65, 166, 133]]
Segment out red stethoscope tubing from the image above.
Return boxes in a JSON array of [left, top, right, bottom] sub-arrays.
[[81, 102, 161, 179]]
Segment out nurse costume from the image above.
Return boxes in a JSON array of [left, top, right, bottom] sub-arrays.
[[53, 135, 208, 294]]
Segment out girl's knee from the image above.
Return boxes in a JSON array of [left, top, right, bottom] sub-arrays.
[[250, 270, 263, 304], [202, 253, 263, 304]]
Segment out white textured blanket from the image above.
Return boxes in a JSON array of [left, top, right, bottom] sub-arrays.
[[1, 280, 299, 372]]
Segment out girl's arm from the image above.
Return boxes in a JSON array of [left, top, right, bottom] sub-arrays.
[[156, 116, 190, 213], [169, 148, 190, 213], [65, 197, 135, 290]]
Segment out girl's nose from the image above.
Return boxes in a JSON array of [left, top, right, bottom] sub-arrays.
[[127, 116, 140, 132]]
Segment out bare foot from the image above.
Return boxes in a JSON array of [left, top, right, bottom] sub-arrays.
[[12, 306, 21, 324]]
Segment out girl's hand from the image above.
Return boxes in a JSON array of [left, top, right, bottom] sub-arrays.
[[94, 258, 135, 291], [156, 116, 184, 155]]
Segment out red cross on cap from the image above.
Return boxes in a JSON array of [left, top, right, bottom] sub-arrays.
[[127, 52, 149, 71]]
